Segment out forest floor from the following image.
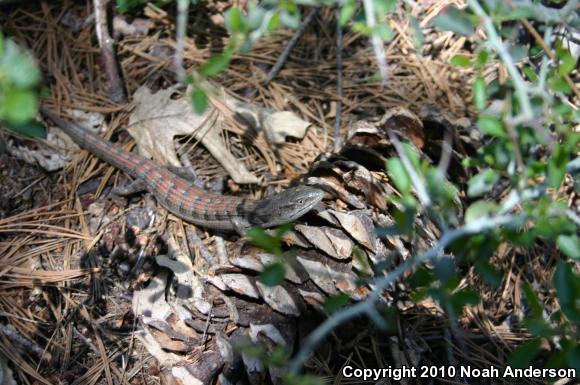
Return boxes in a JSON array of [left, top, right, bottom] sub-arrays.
[[0, 1, 570, 385]]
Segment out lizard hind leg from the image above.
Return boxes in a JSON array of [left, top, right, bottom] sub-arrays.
[[166, 165, 227, 194], [112, 178, 147, 196], [165, 165, 205, 188]]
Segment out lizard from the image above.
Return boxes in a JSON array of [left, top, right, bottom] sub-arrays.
[[41, 107, 324, 233]]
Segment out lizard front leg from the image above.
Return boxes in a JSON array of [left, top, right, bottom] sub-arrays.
[[230, 217, 250, 237]]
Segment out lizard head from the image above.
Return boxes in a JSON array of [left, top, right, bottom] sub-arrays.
[[249, 186, 324, 228]]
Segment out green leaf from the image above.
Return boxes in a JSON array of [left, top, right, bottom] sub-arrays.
[[352, 21, 372, 35], [280, 10, 300, 29], [352, 246, 372, 276], [339, 0, 356, 26], [553, 262, 580, 322], [399, 194, 418, 211], [240, 343, 266, 358], [450, 55, 471, 67], [409, 266, 435, 288], [522, 65, 538, 82], [375, 23, 394, 41], [525, 318, 553, 337], [472, 76, 487, 110], [409, 16, 424, 50], [392, 204, 416, 235], [466, 233, 500, 261], [274, 223, 293, 239], [116, 0, 147, 13], [264, 346, 288, 366], [260, 263, 286, 287], [434, 256, 456, 282], [199, 51, 233, 77], [467, 169, 500, 197], [267, 12, 281, 32], [425, 167, 451, 200], [449, 289, 480, 312], [557, 235, 580, 260], [533, 211, 577, 240], [410, 287, 428, 302], [386, 158, 411, 195], [475, 260, 502, 289], [431, 5, 474, 36], [558, 51, 576, 76], [282, 1, 298, 13], [465, 200, 498, 224], [2, 48, 41, 89], [507, 339, 542, 368], [476, 50, 489, 69], [374, 0, 396, 16], [402, 143, 421, 169], [245, 6, 266, 31], [225, 7, 244, 33], [504, 6, 535, 20], [547, 144, 568, 188], [545, 351, 567, 372], [293, 0, 317, 5], [4, 121, 46, 138], [247, 227, 282, 256], [522, 282, 543, 318], [480, 141, 510, 169], [550, 77, 572, 94], [508, 44, 528, 62], [565, 345, 580, 373], [191, 88, 208, 114], [324, 293, 350, 312], [2, 89, 38, 124], [477, 115, 505, 137], [239, 39, 253, 54], [553, 101, 572, 117]]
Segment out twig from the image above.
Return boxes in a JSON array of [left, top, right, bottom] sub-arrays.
[[265, 8, 318, 84], [201, 302, 213, 348], [491, 157, 579, 216], [290, 157, 580, 374], [437, 127, 453, 175], [510, 0, 579, 25], [289, 213, 523, 373], [175, 0, 190, 85], [565, 210, 580, 226], [566, 156, 580, 174], [503, 94, 527, 179], [362, 0, 389, 80], [334, 7, 344, 153], [8, 176, 46, 199], [387, 130, 431, 206], [516, 16, 580, 99], [93, 0, 126, 103], [466, 0, 532, 125]]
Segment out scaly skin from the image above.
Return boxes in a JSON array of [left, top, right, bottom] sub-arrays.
[[42, 108, 324, 232]]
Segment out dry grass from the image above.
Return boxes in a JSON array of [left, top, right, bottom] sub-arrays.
[[0, 1, 564, 384]]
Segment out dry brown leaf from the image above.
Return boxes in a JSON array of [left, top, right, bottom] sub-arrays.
[[129, 85, 260, 184]]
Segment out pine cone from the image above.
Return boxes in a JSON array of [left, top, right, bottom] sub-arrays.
[[134, 107, 457, 385]]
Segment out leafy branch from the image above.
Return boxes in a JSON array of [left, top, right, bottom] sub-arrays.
[[290, 212, 527, 373]]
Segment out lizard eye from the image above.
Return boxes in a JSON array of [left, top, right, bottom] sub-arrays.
[[298, 199, 304, 204]]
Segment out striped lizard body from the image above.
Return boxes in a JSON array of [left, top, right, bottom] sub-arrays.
[[42, 107, 323, 232]]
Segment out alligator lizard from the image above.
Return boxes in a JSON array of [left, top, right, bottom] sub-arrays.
[[41, 107, 324, 233]]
